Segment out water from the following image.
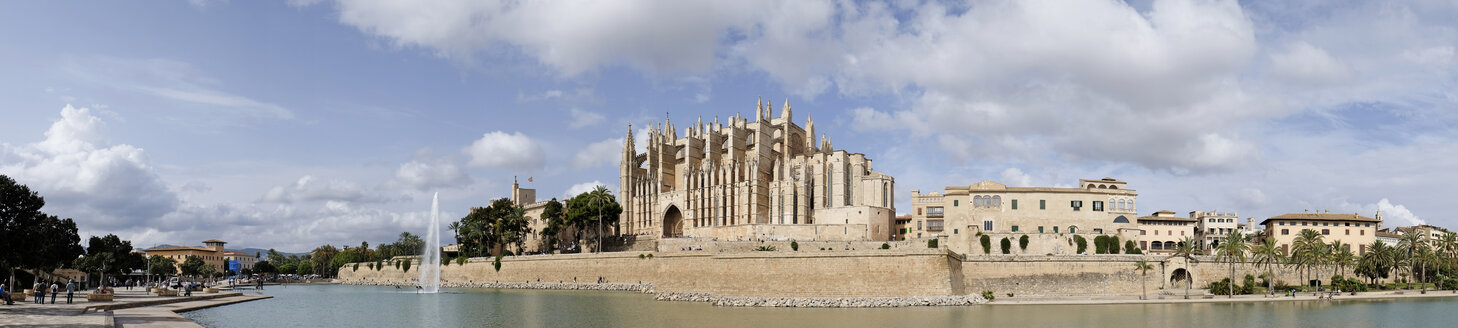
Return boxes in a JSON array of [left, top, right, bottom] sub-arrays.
[[418, 192, 441, 293], [184, 285, 1458, 327]]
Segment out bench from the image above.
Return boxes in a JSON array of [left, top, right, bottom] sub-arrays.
[[87, 293, 114, 302]]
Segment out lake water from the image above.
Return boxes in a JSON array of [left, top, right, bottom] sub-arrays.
[[184, 284, 1458, 327]]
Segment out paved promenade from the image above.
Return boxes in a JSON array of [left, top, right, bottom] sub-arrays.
[[0, 288, 270, 328]]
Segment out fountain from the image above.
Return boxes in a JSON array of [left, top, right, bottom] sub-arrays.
[[418, 192, 442, 293]]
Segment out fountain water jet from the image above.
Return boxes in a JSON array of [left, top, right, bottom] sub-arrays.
[[418, 192, 442, 293]]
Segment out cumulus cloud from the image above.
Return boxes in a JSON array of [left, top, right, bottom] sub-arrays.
[[392, 156, 472, 191], [999, 168, 1032, 187], [568, 108, 605, 128], [261, 175, 401, 204], [572, 138, 622, 170], [461, 131, 545, 171], [1343, 198, 1424, 227], [0, 105, 178, 229], [563, 181, 613, 199]]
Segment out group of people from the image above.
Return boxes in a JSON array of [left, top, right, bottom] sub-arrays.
[[0, 280, 76, 305]]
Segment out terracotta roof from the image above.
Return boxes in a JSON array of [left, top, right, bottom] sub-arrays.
[[145, 246, 213, 252], [1138, 215, 1196, 222], [202, 239, 227, 244], [1376, 231, 1401, 238], [1259, 213, 1380, 226], [895, 214, 911, 219]]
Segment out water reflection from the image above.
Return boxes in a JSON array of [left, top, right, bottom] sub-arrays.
[[184, 285, 1458, 328]]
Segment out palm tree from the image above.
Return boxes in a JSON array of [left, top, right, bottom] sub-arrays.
[[1170, 237, 1200, 299], [1215, 231, 1249, 298], [1291, 229, 1325, 290], [1330, 240, 1353, 279], [1439, 233, 1458, 291], [1135, 258, 1154, 300], [1252, 238, 1284, 296], [585, 185, 614, 253], [1398, 232, 1426, 289], [1416, 245, 1437, 292]]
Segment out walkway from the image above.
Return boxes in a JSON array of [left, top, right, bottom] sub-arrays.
[[0, 287, 269, 327]]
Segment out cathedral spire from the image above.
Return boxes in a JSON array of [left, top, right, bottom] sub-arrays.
[[756, 97, 763, 122]]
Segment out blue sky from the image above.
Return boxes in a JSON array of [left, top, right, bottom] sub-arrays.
[[2, 0, 1456, 252]]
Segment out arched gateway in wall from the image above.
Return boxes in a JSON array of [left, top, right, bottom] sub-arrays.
[[663, 205, 684, 238]]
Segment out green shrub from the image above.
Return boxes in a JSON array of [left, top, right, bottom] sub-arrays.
[[929, 238, 940, 249], [1006, 292, 1014, 298], [353, 263, 360, 272], [1093, 235, 1109, 254], [646, 254, 653, 259], [402, 260, 412, 273], [1243, 274, 1257, 293], [1440, 276, 1458, 290], [1124, 241, 1140, 254], [1074, 235, 1088, 254], [979, 235, 991, 254], [456, 256, 467, 265], [442, 256, 451, 266], [492, 255, 502, 272], [1331, 275, 1368, 292], [639, 254, 646, 259], [881, 243, 890, 249], [791, 241, 800, 251], [756, 245, 778, 251], [1110, 236, 1121, 254], [1019, 235, 1029, 251], [502, 250, 515, 257], [367, 263, 374, 270], [1000, 237, 1011, 254], [1209, 278, 1237, 295], [394, 261, 401, 270], [981, 290, 996, 301], [376, 261, 383, 271]]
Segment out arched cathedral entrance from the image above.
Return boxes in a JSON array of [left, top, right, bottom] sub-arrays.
[[663, 205, 684, 238]]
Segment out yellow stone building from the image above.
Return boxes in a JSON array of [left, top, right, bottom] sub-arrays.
[[907, 178, 1141, 255], [619, 99, 896, 241], [144, 240, 231, 273], [1136, 210, 1196, 253], [1261, 211, 1381, 255]]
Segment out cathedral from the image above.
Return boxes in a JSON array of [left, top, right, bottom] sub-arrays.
[[619, 98, 897, 241]]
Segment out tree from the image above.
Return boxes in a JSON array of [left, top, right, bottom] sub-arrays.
[[1214, 231, 1249, 298], [252, 260, 276, 275], [1397, 231, 1426, 289], [0, 174, 49, 293], [148, 255, 178, 277], [1357, 241, 1395, 285], [74, 234, 145, 289], [376, 232, 424, 260], [1252, 238, 1284, 296], [180, 255, 207, 277], [278, 263, 298, 275], [538, 199, 566, 253], [309, 245, 339, 276], [1170, 236, 1200, 299], [1416, 245, 1437, 292], [1134, 258, 1154, 300], [1291, 229, 1326, 289], [567, 186, 621, 253], [1331, 241, 1355, 279], [296, 262, 313, 277], [330, 248, 366, 272]]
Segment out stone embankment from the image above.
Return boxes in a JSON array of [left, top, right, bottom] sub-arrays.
[[342, 280, 652, 292], [654, 292, 987, 308]]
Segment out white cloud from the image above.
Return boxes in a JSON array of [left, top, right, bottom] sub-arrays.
[[572, 138, 622, 170], [261, 175, 402, 204], [64, 56, 294, 121], [1270, 42, 1351, 84], [1342, 198, 1424, 227], [563, 181, 613, 199], [461, 131, 545, 171], [0, 105, 178, 229], [999, 168, 1032, 187], [568, 108, 605, 128], [392, 155, 472, 191]]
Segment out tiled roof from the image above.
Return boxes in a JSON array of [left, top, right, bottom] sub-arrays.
[[1260, 213, 1380, 225]]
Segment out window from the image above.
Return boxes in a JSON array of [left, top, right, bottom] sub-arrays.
[[1053, 226, 1059, 233], [954, 229, 958, 234], [992, 196, 1001, 207], [983, 220, 994, 231], [1071, 200, 1082, 211], [1141, 241, 1148, 250], [1282, 229, 1289, 235], [1346, 229, 1350, 235], [927, 206, 945, 218], [917, 208, 922, 215], [974, 196, 982, 207], [1040, 200, 1046, 210], [917, 221, 923, 230], [928, 220, 944, 231], [1092, 201, 1104, 212], [1039, 226, 1045, 233], [1093, 228, 1104, 234], [954, 200, 959, 207], [1321, 229, 1330, 235], [1361, 230, 1365, 236], [1010, 225, 1021, 232], [1069, 226, 1077, 234]]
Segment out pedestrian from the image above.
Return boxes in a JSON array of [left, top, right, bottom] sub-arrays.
[[34, 281, 44, 304], [1, 282, 13, 305], [49, 281, 58, 304], [66, 280, 75, 304]]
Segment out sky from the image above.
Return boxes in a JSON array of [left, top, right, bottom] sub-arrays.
[[2, 0, 1456, 252]]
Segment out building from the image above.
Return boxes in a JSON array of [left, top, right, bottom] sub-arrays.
[[618, 99, 897, 241], [1376, 229, 1401, 246], [1191, 210, 1240, 251], [907, 178, 1141, 255], [1137, 210, 1197, 253], [143, 240, 231, 274], [222, 251, 256, 271], [505, 179, 576, 253], [1393, 224, 1453, 243], [893, 215, 912, 241], [1261, 210, 1381, 255]]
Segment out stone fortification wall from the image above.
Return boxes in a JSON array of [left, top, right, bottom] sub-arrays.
[[656, 238, 927, 253], [959, 254, 1314, 297], [339, 249, 958, 298]]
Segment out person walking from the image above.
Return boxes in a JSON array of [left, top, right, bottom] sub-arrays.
[[48, 281, 57, 304], [65, 280, 75, 304], [1, 282, 13, 305], [33, 281, 44, 304]]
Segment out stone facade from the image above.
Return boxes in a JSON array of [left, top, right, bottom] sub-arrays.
[[1136, 210, 1196, 253], [1191, 210, 1241, 251], [619, 99, 895, 241], [1262, 211, 1381, 256], [908, 178, 1141, 255], [143, 240, 232, 273]]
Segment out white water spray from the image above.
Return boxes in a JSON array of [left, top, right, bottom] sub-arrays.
[[418, 192, 442, 293]]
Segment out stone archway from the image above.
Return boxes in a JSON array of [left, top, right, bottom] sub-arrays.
[[663, 205, 684, 238], [1170, 268, 1192, 288]]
